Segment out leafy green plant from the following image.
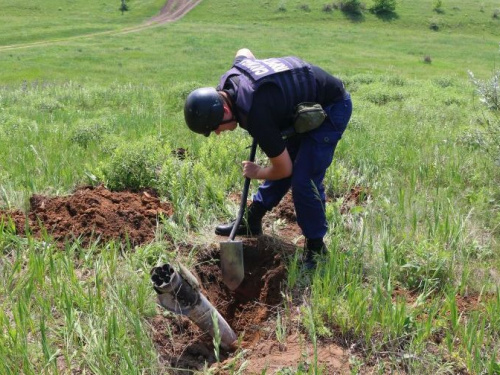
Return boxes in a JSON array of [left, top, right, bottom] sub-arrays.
[[468, 69, 500, 163], [322, 4, 334, 12], [336, 0, 363, 15], [364, 89, 404, 105], [456, 128, 487, 150], [433, 0, 444, 14], [70, 120, 111, 148], [119, 0, 129, 14], [299, 4, 310, 12], [275, 310, 287, 350], [37, 98, 64, 113], [395, 241, 452, 293], [469, 70, 500, 111], [433, 76, 456, 88], [370, 0, 397, 15], [99, 139, 162, 191], [303, 303, 319, 373]]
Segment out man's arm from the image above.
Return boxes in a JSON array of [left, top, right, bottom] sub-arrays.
[[242, 148, 292, 181], [236, 48, 255, 59]]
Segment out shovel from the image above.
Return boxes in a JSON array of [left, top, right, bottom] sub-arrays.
[[220, 138, 258, 291]]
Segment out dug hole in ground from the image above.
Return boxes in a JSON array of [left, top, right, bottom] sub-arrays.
[[0, 184, 369, 374]]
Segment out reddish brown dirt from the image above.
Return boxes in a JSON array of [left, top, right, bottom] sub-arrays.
[[0, 186, 369, 374], [150, 237, 350, 374], [340, 186, 371, 214], [0, 185, 173, 248], [392, 286, 488, 315]]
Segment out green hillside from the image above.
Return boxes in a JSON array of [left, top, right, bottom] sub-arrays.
[[0, 0, 164, 44], [0, 0, 498, 83], [0, 1, 499, 374]]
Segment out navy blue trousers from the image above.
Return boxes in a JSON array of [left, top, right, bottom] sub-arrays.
[[254, 92, 352, 240]]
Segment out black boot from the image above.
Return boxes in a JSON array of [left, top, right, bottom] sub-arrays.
[[303, 238, 327, 270], [215, 201, 267, 236]]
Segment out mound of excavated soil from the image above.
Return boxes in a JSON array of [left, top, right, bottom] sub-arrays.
[[0, 185, 173, 247]]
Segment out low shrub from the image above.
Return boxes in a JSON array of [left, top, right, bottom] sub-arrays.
[[396, 244, 452, 292], [323, 4, 334, 12], [468, 70, 500, 163], [119, 0, 129, 14], [336, 0, 363, 15], [37, 98, 64, 113], [299, 4, 310, 12], [433, 0, 444, 14], [456, 128, 487, 150], [429, 21, 440, 31], [99, 139, 162, 191], [370, 0, 396, 15], [469, 70, 500, 111], [70, 120, 112, 148], [365, 90, 404, 105], [433, 77, 456, 88]]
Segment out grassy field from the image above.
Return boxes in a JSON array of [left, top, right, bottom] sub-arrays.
[[0, 0, 499, 83], [1, 0, 500, 373]]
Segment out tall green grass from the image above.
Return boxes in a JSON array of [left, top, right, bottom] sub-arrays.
[[0, 231, 169, 374]]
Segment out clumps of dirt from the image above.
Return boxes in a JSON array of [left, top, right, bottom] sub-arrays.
[[264, 187, 371, 245], [0, 185, 173, 248], [0, 210, 26, 232], [392, 286, 490, 315], [150, 237, 292, 372], [171, 147, 187, 160], [272, 193, 297, 223], [266, 186, 371, 223], [199, 236, 291, 328], [149, 237, 350, 374], [340, 186, 371, 214]]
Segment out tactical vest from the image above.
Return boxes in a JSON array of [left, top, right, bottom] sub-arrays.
[[217, 57, 317, 128]]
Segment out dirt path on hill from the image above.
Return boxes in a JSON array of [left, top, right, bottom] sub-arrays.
[[147, 0, 204, 25], [0, 0, 202, 52]]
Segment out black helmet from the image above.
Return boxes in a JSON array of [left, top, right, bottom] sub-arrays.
[[184, 87, 224, 137]]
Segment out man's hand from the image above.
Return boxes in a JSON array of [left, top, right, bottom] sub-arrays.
[[241, 149, 292, 181], [242, 161, 262, 179]]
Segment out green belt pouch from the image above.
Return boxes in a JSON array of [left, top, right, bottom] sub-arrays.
[[293, 102, 327, 134]]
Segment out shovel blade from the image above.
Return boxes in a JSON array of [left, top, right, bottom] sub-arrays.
[[220, 240, 244, 291]]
